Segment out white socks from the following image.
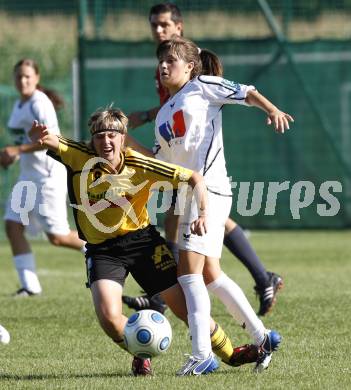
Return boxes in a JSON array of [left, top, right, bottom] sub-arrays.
[[207, 272, 266, 346], [14, 253, 42, 294], [178, 274, 212, 359]]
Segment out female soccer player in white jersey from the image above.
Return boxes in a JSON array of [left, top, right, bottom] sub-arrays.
[[124, 3, 284, 318], [152, 37, 294, 375], [0, 59, 85, 297]]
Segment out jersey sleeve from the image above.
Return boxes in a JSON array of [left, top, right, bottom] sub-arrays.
[[125, 149, 193, 187], [198, 75, 256, 106], [48, 136, 93, 171]]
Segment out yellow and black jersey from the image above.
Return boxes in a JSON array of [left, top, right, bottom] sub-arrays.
[[48, 136, 193, 244]]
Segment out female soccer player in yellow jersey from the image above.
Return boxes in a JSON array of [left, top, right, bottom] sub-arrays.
[[29, 108, 261, 376]]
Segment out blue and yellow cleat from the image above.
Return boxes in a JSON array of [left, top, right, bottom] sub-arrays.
[[177, 353, 219, 376]]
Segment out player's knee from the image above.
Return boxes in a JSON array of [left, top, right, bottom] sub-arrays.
[[5, 220, 23, 240], [99, 306, 123, 331]]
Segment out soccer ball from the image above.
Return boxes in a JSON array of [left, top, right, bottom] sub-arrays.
[[124, 309, 172, 358], [0, 324, 10, 345]]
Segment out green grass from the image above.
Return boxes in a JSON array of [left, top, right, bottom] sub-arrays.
[[0, 231, 350, 389]]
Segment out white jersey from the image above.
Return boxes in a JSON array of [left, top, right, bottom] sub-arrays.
[[7, 89, 65, 182], [154, 75, 255, 195]]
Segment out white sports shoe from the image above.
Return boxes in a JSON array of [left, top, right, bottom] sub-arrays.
[[254, 352, 272, 372], [254, 330, 281, 372], [176, 353, 219, 376]]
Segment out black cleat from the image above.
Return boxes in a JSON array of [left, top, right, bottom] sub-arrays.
[[255, 272, 284, 316], [122, 293, 167, 314]]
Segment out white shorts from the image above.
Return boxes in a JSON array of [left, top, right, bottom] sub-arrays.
[[177, 191, 232, 258], [4, 177, 70, 236]]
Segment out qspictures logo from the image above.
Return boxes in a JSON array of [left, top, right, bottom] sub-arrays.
[[9, 157, 343, 233]]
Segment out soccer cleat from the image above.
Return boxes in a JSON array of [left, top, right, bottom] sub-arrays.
[[255, 272, 284, 316], [254, 330, 281, 372], [13, 288, 40, 298], [225, 344, 260, 367], [176, 353, 219, 376], [131, 356, 152, 376], [122, 293, 167, 314]]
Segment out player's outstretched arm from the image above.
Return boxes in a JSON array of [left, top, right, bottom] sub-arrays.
[[29, 120, 59, 152], [245, 89, 294, 134], [0, 120, 52, 168], [127, 106, 160, 129]]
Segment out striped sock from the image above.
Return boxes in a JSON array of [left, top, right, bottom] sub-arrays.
[[210, 323, 234, 364]]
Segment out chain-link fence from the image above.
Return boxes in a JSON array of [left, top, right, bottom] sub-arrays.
[[1, 0, 351, 231]]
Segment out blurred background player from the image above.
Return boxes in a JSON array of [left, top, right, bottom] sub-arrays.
[[124, 2, 283, 316], [0, 58, 85, 297]]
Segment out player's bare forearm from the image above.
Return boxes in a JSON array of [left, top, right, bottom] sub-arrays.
[[18, 143, 46, 153], [188, 171, 208, 235], [245, 89, 294, 133], [245, 89, 277, 113], [0, 142, 45, 169], [127, 106, 160, 129]]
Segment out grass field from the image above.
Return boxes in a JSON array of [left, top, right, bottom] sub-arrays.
[[0, 230, 350, 389]]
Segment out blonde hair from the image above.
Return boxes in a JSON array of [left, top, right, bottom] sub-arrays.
[[88, 107, 128, 135]]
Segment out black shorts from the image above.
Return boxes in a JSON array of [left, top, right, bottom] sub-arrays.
[[84, 225, 177, 297]]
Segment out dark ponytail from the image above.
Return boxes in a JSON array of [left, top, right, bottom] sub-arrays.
[[200, 49, 223, 77], [36, 85, 64, 110]]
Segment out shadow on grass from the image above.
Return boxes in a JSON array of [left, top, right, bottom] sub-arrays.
[[0, 371, 129, 381], [0, 368, 224, 381]]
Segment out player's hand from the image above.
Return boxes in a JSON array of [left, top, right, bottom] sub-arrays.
[[267, 109, 294, 134], [190, 215, 208, 236], [0, 146, 20, 168], [28, 120, 49, 144], [0, 149, 9, 169]]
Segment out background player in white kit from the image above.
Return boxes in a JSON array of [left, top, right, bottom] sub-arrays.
[[129, 36, 293, 375], [0, 58, 85, 297]]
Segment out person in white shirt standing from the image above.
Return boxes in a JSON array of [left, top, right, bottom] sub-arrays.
[[125, 2, 285, 317], [0, 58, 85, 297], [153, 37, 294, 375]]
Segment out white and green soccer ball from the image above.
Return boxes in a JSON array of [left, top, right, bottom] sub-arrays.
[[124, 309, 172, 358]]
